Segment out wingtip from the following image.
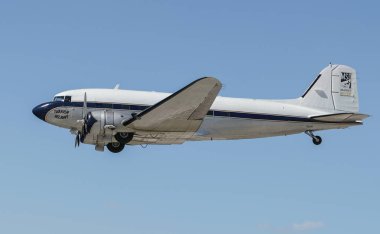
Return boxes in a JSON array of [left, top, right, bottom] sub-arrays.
[[198, 77, 222, 86], [200, 76, 218, 80]]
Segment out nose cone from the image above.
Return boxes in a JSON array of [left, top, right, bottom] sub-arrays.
[[32, 103, 50, 121]]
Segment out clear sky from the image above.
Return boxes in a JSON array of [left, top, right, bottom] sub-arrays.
[[0, 1, 379, 233]]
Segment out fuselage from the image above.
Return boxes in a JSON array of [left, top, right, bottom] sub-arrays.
[[33, 88, 358, 145], [32, 65, 367, 152]]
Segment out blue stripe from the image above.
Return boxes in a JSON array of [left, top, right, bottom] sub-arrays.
[[37, 101, 316, 123]]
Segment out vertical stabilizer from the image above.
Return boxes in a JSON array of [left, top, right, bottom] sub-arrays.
[[300, 64, 359, 113]]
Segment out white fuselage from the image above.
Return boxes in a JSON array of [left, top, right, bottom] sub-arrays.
[[32, 65, 366, 152], [35, 88, 356, 145]]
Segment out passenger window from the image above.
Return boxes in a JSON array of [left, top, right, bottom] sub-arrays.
[[64, 96, 71, 102]]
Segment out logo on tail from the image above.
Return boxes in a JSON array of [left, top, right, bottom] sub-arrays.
[[340, 72, 352, 96]]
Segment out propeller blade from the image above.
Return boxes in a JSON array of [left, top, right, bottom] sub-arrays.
[[83, 92, 87, 119], [82, 124, 87, 137], [75, 134, 80, 148]]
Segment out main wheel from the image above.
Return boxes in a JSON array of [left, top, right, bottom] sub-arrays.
[[312, 136, 322, 145], [114, 132, 134, 144], [106, 142, 125, 153]]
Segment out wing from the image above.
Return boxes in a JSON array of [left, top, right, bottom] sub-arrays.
[[123, 77, 222, 137]]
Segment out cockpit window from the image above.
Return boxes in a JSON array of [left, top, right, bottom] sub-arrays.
[[53, 96, 72, 102], [54, 96, 64, 102], [64, 96, 71, 102]]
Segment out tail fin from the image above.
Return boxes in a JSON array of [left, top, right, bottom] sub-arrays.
[[300, 64, 359, 113]]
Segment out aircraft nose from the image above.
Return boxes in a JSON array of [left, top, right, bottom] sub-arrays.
[[32, 103, 49, 121]]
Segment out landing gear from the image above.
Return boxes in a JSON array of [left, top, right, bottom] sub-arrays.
[[106, 142, 125, 153], [114, 132, 134, 144], [305, 130, 322, 145]]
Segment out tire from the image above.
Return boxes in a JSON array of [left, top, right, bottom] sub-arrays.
[[312, 136, 322, 145], [106, 142, 125, 153], [114, 132, 134, 144]]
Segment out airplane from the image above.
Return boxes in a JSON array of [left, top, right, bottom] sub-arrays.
[[32, 64, 368, 153]]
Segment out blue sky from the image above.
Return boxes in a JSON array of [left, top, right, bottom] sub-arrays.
[[0, 1, 379, 233]]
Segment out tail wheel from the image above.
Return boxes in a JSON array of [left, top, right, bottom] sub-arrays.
[[312, 136, 322, 145], [305, 131, 323, 146], [106, 142, 125, 153], [115, 132, 134, 144]]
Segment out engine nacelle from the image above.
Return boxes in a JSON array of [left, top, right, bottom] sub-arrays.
[[82, 110, 132, 145]]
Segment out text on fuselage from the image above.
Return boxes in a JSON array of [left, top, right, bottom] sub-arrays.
[[54, 109, 69, 119]]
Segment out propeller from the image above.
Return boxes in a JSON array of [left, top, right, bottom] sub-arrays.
[[75, 92, 88, 148]]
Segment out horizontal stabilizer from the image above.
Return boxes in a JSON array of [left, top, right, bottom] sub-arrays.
[[311, 113, 369, 122]]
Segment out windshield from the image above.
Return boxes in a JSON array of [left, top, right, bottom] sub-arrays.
[[53, 96, 64, 102], [53, 96, 72, 102]]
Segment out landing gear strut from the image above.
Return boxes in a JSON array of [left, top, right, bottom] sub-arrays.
[[106, 142, 125, 153], [305, 130, 322, 145]]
